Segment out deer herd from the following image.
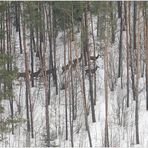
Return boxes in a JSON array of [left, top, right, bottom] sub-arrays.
[[61, 53, 100, 74], [17, 53, 101, 83]]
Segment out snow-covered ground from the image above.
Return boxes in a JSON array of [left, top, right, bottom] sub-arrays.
[[0, 14, 148, 148]]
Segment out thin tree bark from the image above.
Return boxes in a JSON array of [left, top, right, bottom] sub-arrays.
[[29, 8, 34, 87], [129, 2, 136, 101], [125, 2, 129, 107], [22, 10, 31, 146], [78, 23, 92, 146], [63, 19, 68, 140], [110, 2, 115, 44], [53, 6, 58, 95], [17, 2, 23, 54], [6, 5, 14, 134], [68, 29, 74, 147], [133, 2, 137, 51], [135, 4, 140, 144], [42, 4, 50, 146], [90, 12, 97, 106], [104, 41, 109, 147], [145, 7, 148, 110], [117, 1, 122, 18], [84, 3, 96, 122], [118, 1, 123, 86]]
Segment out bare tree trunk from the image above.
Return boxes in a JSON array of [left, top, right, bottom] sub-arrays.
[[90, 12, 97, 106], [41, 4, 50, 146], [81, 49, 92, 147], [129, 2, 136, 101], [110, 2, 115, 44], [97, 14, 99, 37], [53, 6, 58, 95], [145, 7, 148, 110], [70, 33, 75, 122], [67, 24, 74, 147], [77, 25, 92, 146], [26, 4, 34, 139], [17, 2, 22, 54], [104, 28, 109, 146], [63, 20, 68, 140], [125, 2, 130, 107], [118, 2, 123, 88], [22, 10, 31, 146], [47, 3, 55, 105], [84, 3, 96, 122], [133, 2, 137, 51], [29, 8, 34, 87], [6, 5, 14, 134], [135, 5, 140, 144], [117, 1, 122, 18]]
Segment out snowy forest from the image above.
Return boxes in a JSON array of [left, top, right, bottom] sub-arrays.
[[0, 1, 148, 147]]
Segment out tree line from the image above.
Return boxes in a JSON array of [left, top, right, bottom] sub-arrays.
[[0, 1, 147, 147]]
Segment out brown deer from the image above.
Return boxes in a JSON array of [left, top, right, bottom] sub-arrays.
[[62, 61, 72, 73], [85, 65, 99, 74], [73, 54, 82, 64], [30, 69, 41, 77], [60, 82, 68, 90], [90, 53, 100, 61], [34, 68, 54, 77], [17, 68, 55, 79], [72, 54, 82, 69], [17, 70, 31, 79], [72, 58, 79, 69]]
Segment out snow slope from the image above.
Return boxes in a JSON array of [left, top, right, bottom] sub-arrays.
[[0, 14, 148, 148]]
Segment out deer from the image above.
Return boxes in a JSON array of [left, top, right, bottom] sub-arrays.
[[60, 82, 68, 90], [90, 53, 100, 61], [72, 59, 79, 69], [73, 54, 82, 64], [17, 70, 31, 79], [30, 69, 41, 78], [62, 64, 69, 73], [62, 61, 72, 73], [72, 54, 82, 69], [85, 65, 99, 74], [33, 68, 54, 77]]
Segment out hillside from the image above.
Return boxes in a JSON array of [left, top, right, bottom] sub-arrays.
[[0, 1, 148, 148]]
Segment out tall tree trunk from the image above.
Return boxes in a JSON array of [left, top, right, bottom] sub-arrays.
[[117, 1, 122, 18], [129, 2, 136, 101], [70, 40, 75, 122], [133, 2, 137, 51], [125, 2, 129, 107], [145, 7, 148, 110], [18, 2, 23, 54], [135, 5, 140, 144], [68, 31, 74, 146], [42, 4, 50, 146], [6, 5, 14, 134], [104, 6, 110, 144], [84, 3, 96, 122], [29, 14, 34, 87], [53, 6, 58, 95], [78, 23, 92, 146], [118, 1, 123, 86], [15, 1, 19, 32], [110, 2, 115, 44], [90, 12, 97, 106], [47, 3, 55, 105], [63, 19, 68, 140], [104, 41, 109, 147], [22, 12, 31, 146]]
